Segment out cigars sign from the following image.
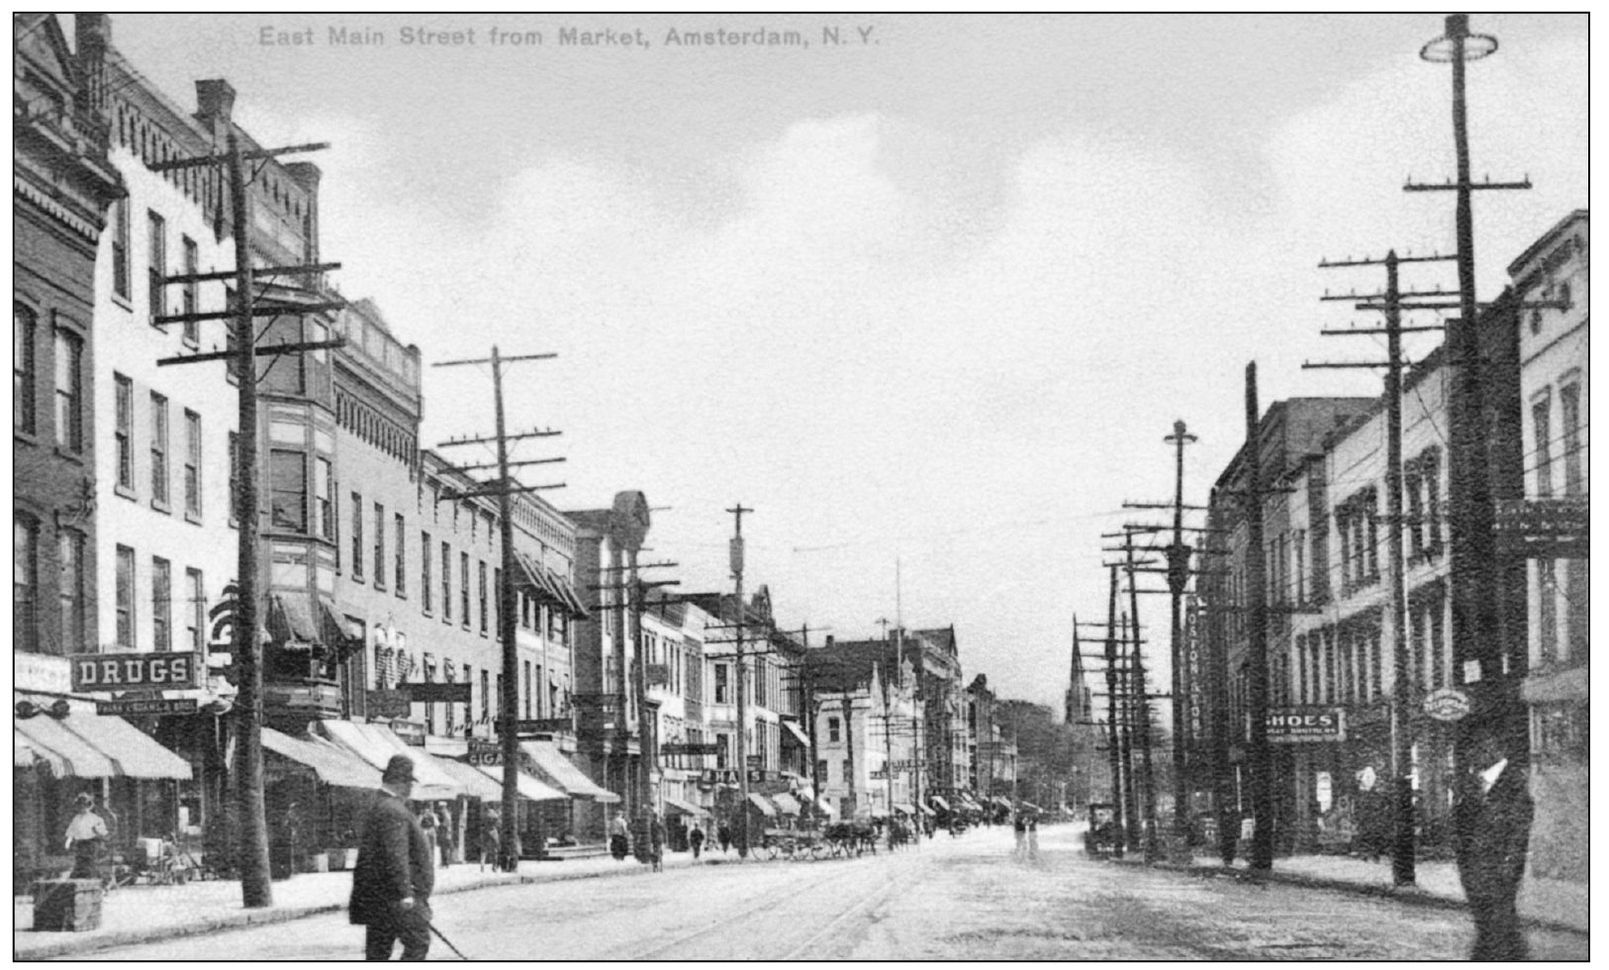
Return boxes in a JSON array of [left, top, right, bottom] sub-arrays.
[[1266, 707, 1346, 744], [71, 653, 201, 692]]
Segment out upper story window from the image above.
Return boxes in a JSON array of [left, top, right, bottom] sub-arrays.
[[53, 328, 83, 452], [149, 392, 169, 508], [1531, 392, 1553, 498], [14, 305, 35, 435], [269, 450, 307, 532], [1559, 380, 1583, 497], [147, 210, 167, 323], [112, 199, 130, 300], [183, 410, 202, 518], [58, 528, 85, 652], [827, 716, 841, 743], [14, 515, 39, 654], [181, 236, 199, 345]]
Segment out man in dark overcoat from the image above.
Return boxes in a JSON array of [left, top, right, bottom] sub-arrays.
[[1453, 729, 1533, 961], [350, 755, 436, 960]]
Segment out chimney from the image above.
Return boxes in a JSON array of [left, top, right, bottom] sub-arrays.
[[195, 79, 236, 127], [74, 14, 110, 116]]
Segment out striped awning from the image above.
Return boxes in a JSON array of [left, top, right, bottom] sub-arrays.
[[433, 757, 505, 802], [747, 792, 778, 817], [512, 552, 589, 619], [15, 711, 191, 779], [317, 720, 460, 801], [475, 765, 566, 803], [662, 794, 709, 817], [929, 795, 951, 811], [521, 740, 619, 802], [770, 792, 803, 815], [262, 727, 380, 789]]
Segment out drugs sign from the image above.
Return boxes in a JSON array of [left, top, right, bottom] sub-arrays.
[[72, 653, 200, 692]]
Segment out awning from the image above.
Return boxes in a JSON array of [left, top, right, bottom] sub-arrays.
[[816, 795, 837, 817], [512, 552, 589, 619], [746, 792, 777, 817], [780, 721, 811, 748], [262, 727, 381, 789], [662, 794, 709, 817], [929, 795, 951, 812], [916, 803, 936, 817], [14, 734, 64, 774], [317, 720, 460, 801], [431, 757, 505, 802], [770, 792, 803, 815], [521, 740, 619, 802], [16, 710, 191, 779], [269, 593, 318, 644], [475, 765, 566, 802], [1021, 801, 1041, 812], [894, 803, 917, 815]]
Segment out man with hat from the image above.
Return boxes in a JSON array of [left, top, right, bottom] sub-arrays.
[[350, 754, 435, 960]]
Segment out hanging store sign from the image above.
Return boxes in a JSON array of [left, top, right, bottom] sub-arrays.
[[1265, 708, 1346, 743], [518, 717, 575, 735], [96, 697, 199, 717], [467, 740, 503, 766], [700, 768, 741, 785], [72, 653, 201, 692], [367, 689, 411, 718], [1423, 687, 1472, 722], [663, 742, 720, 756], [390, 719, 427, 746], [401, 682, 471, 704]]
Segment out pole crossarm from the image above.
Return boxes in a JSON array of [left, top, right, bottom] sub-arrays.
[[163, 262, 342, 285], [148, 141, 330, 172], [1321, 326, 1446, 336], [1122, 501, 1208, 511], [1320, 288, 1459, 302], [439, 457, 566, 474], [1403, 177, 1531, 191], [440, 483, 565, 502], [1319, 253, 1457, 267], [156, 338, 347, 368], [154, 301, 346, 327], [437, 429, 562, 448], [434, 352, 558, 368]]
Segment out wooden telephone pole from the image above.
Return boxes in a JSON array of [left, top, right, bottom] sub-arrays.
[[433, 347, 562, 869], [727, 504, 753, 858], [152, 135, 343, 908], [1162, 421, 1198, 850]]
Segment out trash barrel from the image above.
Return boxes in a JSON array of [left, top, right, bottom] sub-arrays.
[[32, 879, 103, 932]]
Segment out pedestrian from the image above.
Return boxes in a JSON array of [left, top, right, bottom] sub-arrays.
[[609, 812, 630, 862], [64, 793, 108, 880], [1012, 809, 1027, 858], [434, 802, 455, 868], [1454, 728, 1533, 962], [649, 811, 666, 873], [717, 821, 732, 854], [479, 809, 501, 872], [417, 803, 439, 869], [1027, 811, 1040, 859], [349, 755, 435, 961], [689, 823, 705, 860]]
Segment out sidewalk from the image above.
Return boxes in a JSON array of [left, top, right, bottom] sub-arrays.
[[1163, 851, 1588, 936], [14, 849, 735, 960]]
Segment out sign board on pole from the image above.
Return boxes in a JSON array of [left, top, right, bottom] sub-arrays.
[[366, 689, 411, 719], [467, 740, 502, 766], [663, 742, 720, 756], [1423, 687, 1472, 722], [1265, 707, 1346, 743], [401, 682, 471, 704], [96, 697, 199, 717], [517, 717, 575, 735], [71, 653, 201, 692], [746, 754, 763, 769]]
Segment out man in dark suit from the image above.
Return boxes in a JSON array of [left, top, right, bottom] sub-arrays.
[[1453, 729, 1533, 961], [350, 755, 435, 960]]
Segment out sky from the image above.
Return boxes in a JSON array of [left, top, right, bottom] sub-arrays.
[[102, 13, 1588, 709]]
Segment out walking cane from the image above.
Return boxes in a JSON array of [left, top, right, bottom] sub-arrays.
[[425, 918, 471, 961]]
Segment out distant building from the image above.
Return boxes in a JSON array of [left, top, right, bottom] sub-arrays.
[[806, 635, 923, 820], [1505, 211, 1588, 885]]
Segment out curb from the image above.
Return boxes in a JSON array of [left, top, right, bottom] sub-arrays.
[[13, 859, 702, 960], [1121, 857, 1586, 938]]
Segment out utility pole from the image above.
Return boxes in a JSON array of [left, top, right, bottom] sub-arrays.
[[1163, 421, 1198, 852], [151, 134, 342, 908], [727, 504, 752, 858], [1124, 533, 1161, 861], [1103, 566, 1126, 858], [1243, 363, 1274, 871], [1203, 496, 1237, 866], [1409, 13, 1535, 889], [1313, 251, 1457, 887], [895, 560, 920, 840], [434, 348, 562, 869]]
